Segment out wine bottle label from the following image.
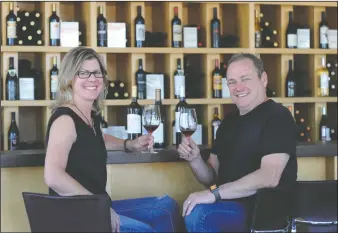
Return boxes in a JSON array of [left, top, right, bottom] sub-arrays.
[[255, 31, 261, 48], [320, 73, 329, 89], [287, 34, 297, 47], [153, 122, 164, 143], [174, 73, 185, 96], [213, 125, 219, 139], [127, 114, 141, 133], [213, 74, 222, 90], [173, 25, 182, 42], [8, 69, 16, 77], [320, 26, 329, 44], [50, 22, 60, 39], [136, 24, 145, 41], [221, 78, 230, 98], [175, 112, 181, 132], [19, 78, 34, 100], [7, 82, 16, 100], [51, 75, 58, 92], [321, 126, 327, 141], [9, 135, 19, 150], [7, 21, 17, 38]]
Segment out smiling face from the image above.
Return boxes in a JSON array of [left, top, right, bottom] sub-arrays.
[[72, 58, 104, 102], [226, 58, 268, 115]]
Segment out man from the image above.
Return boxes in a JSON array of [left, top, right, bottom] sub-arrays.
[[178, 53, 298, 232]]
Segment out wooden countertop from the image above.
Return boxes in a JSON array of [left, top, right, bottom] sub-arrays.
[[0, 142, 337, 168]]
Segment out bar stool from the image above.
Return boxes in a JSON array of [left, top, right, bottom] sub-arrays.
[[291, 180, 337, 233], [22, 192, 112, 232]]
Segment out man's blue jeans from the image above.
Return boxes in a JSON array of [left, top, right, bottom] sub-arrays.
[[184, 201, 249, 232], [111, 195, 182, 232]]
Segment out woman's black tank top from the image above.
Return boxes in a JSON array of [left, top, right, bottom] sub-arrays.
[[45, 107, 108, 197]]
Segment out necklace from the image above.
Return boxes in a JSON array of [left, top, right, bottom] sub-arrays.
[[73, 104, 96, 136]]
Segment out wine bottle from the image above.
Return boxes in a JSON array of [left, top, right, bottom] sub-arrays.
[[286, 11, 297, 48], [255, 10, 261, 48], [127, 86, 142, 140], [211, 7, 220, 48], [317, 56, 329, 97], [6, 2, 17, 45], [212, 107, 221, 142], [175, 85, 188, 147], [6, 57, 19, 100], [100, 109, 108, 134], [135, 6, 145, 47], [172, 7, 182, 48], [50, 56, 58, 100], [153, 89, 165, 149], [174, 58, 185, 99], [212, 59, 222, 98], [319, 106, 330, 141], [285, 59, 296, 97], [135, 58, 146, 99], [8, 112, 20, 150], [97, 5, 107, 47], [319, 11, 329, 49], [49, 3, 60, 46]]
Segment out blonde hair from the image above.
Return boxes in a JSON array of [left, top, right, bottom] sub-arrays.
[[50, 47, 108, 114]]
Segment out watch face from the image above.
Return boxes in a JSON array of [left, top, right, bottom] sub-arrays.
[[210, 184, 217, 191]]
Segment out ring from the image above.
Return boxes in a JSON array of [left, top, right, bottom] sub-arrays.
[[187, 200, 191, 204]]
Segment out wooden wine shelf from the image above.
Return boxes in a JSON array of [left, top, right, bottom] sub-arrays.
[[1, 97, 337, 107], [1, 46, 337, 55], [255, 2, 337, 7]]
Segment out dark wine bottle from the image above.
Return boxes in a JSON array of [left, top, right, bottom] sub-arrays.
[[50, 56, 58, 100], [97, 5, 107, 47], [135, 58, 146, 99], [8, 112, 20, 150], [255, 10, 261, 48], [135, 6, 145, 47], [49, 3, 60, 46], [319, 106, 330, 141], [212, 107, 221, 143], [319, 11, 329, 49], [6, 57, 19, 100], [153, 89, 166, 149], [286, 11, 297, 48], [172, 6, 182, 48], [175, 85, 188, 147], [127, 86, 142, 140], [285, 59, 296, 97], [6, 2, 17, 45], [212, 59, 222, 98], [211, 7, 220, 48], [174, 58, 185, 99]]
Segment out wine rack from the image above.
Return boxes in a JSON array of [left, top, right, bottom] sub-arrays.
[[1, 1, 337, 150]]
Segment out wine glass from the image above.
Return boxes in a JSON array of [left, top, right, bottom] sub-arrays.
[[142, 104, 161, 153], [179, 108, 198, 140]]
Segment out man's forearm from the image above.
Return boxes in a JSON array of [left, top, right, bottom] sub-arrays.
[[189, 156, 215, 186], [219, 168, 272, 199]]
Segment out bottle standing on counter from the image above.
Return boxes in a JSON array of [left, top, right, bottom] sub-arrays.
[[213, 59, 222, 98], [174, 58, 185, 99], [286, 11, 297, 48], [172, 6, 182, 48], [319, 106, 330, 142], [254, 10, 261, 48], [6, 57, 19, 100], [285, 59, 296, 97], [127, 86, 142, 140], [49, 3, 60, 46], [50, 56, 58, 100], [317, 56, 329, 97], [97, 5, 107, 47], [135, 58, 146, 99], [6, 2, 17, 45], [175, 86, 188, 147], [8, 112, 20, 150], [153, 89, 165, 149], [211, 7, 220, 48], [135, 5, 145, 47], [212, 107, 221, 143], [319, 11, 329, 49]]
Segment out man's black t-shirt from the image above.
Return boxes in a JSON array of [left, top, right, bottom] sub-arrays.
[[211, 99, 298, 208]]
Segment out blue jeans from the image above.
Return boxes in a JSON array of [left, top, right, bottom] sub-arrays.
[[184, 201, 249, 232], [111, 195, 182, 232]]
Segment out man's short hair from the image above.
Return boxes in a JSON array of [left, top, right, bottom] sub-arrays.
[[227, 53, 265, 78]]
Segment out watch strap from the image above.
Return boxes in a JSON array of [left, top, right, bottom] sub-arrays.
[[211, 188, 222, 201]]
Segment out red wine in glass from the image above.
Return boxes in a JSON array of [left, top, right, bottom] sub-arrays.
[[144, 125, 159, 134], [181, 129, 196, 137]]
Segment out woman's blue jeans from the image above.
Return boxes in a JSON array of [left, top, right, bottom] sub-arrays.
[[111, 195, 182, 232], [184, 200, 249, 232]]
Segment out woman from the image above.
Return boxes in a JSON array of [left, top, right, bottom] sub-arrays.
[[44, 47, 181, 232]]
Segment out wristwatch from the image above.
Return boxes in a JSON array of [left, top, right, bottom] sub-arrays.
[[210, 184, 222, 201]]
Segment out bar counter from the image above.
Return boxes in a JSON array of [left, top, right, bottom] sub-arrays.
[[1, 141, 337, 168], [1, 141, 337, 232]]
